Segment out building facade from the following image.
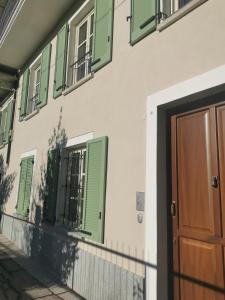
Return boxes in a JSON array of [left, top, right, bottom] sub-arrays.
[[0, 0, 225, 299]]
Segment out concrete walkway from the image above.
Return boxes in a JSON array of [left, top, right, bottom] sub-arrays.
[[0, 234, 82, 300]]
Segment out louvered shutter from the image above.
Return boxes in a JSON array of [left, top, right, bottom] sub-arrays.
[[0, 111, 2, 145], [130, 0, 156, 45], [16, 156, 34, 217], [39, 43, 52, 108], [1, 108, 7, 144], [5, 101, 13, 143], [20, 69, 30, 119], [53, 24, 68, 98], [91, 0, 114, 72], [23, 156, 34, 216], [43, 149, 60, 223], [82, 137, 108, 243]]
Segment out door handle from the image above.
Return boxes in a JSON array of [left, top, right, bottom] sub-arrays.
[[171, 201, 176, 217], [211, 176, 219, 188]]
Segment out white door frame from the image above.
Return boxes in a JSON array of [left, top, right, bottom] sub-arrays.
[[145, 64, 225, 300]]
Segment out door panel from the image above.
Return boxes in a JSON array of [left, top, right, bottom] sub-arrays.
[[216, 105, 225, 237], [180, 237, 224, 300], [176, 110, 219, 237], [172, 105, 225, 300]]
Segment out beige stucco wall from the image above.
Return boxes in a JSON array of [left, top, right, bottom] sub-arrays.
[[1, 0, 225, 259]]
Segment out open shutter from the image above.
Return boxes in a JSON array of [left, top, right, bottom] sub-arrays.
[[16, 156, 34, 217], [5, 100, 13, 143], [43, 149, 60, 223], [0, 111, 2, 145], [1, 108, 7, 144], [130, 0, 156, 45], [39, 43, 52, 108], [53, 24, 68, 98], [23, 156, 34, 216], [16, 159, 27, 215], [91, 0, 114, 72], [82, 137, 108, 243], [20, 69, 30, 119]]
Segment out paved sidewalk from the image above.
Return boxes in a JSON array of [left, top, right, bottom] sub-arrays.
[[0, 234, 82, 300]]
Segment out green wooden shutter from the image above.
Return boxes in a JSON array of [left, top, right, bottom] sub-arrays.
[[16, 156, 34, 217], [39, 43, 52, 108], [130, 0, 156, 45], [20, 69, 30, 119], [43, 149, 60, 223], [53, 24, 68, 98], [1, 108, 7, 144], [16, 159, 27, 215], [0, 111, 2, 145], [5, 101, 13, 143], [91, 0, 114, 72], [82, 137, 108, 243], [23, 157, 34, 216]]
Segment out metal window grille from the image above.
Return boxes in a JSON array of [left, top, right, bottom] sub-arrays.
[[63, 147, 86, 229]]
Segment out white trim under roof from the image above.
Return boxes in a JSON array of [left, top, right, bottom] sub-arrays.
[[145, 63, 225, 300]]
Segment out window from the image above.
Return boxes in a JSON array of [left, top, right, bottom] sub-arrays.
[[62, 146, 86, 228], [27, 60, 41, 115], [54, 0, 114, 96], [50, 137, 108, 243], [0, 98, 14, 146], [20, 43, 51, 120], [71, 12, 94, 85]]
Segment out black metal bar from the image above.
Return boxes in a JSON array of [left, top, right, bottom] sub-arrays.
[[139, 15, 156, 29], [70, 52, 91, 68], [56, 84, 66, 92], [79, 229, 92, 236], [91, 58, 101, 67]]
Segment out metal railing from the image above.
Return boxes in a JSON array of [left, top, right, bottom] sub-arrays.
[[69, 52, 92, 87]]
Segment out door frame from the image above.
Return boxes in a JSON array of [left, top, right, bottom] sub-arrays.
[[145, 64, 225, 300]]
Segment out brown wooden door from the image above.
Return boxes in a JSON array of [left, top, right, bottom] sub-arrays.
[[171, 105, 225, 300]]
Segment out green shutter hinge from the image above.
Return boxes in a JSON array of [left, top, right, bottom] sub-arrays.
[[126, 15, 132, 22]]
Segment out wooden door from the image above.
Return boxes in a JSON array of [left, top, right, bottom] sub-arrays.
[[171, 105, 225, 300]]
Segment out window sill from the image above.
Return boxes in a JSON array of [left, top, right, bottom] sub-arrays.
[[23, 108, 39, 121], [157, 0, 208, 32], [63, 73, 94, 96]]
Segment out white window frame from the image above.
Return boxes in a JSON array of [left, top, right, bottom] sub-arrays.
[[66, 0, 94, 89], [72, 10, 94, 85], [159, 0, 208, 29], [27, 56, 41, 116]]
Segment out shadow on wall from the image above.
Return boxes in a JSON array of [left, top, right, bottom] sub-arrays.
[[0, 154, 15, 212], [24, 108, 80, 288]]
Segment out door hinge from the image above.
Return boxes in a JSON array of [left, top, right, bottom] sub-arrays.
[[171, 201, 176, 217]]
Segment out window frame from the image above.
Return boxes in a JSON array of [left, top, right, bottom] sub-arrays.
[[72, 10, 94, 85], [0, 96, 14, 146], [159, 0, 208, 30], [26, 56, 41, 116], [62, 145, 87, 229], [65, 0, 95, 90]]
